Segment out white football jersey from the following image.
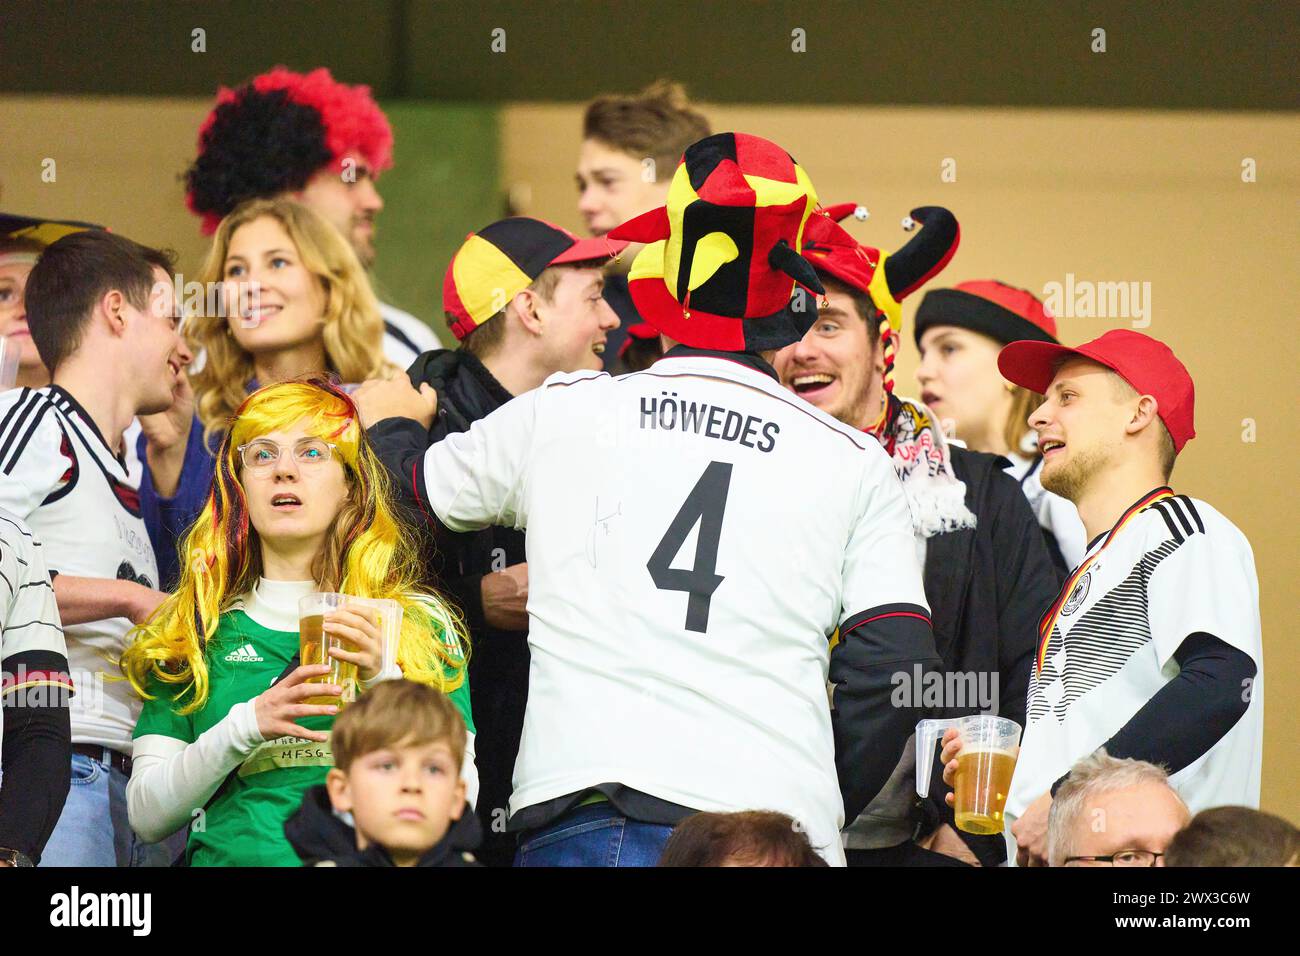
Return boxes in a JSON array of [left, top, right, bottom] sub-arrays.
[[0, 509, 69, 779], [0, 386, 158, 754], [1007, 490, 1263, 851], [419, 352, 929, 865]]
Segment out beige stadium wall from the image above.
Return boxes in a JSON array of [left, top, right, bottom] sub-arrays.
[[503, 103, 1299, 823], [0, 95, 500, 326], [0, 97, 215, 276]]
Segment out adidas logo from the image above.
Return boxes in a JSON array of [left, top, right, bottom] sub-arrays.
[[224, 643, 264, 663]]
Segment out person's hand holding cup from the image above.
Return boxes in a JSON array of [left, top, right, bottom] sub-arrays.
[[253, 664, 342, 742], [321, 603, 384, 683], [935, 717, 1020, 836]]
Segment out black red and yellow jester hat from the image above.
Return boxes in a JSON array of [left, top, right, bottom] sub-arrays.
[[608, 132, 824, 352], [800, 202, 960, 400], [802, 202, 960, 337]]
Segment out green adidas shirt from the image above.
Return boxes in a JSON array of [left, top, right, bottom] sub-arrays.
[[134, 609, 473, 868]]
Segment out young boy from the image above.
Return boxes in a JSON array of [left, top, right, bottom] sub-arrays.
[[285, 679, 482, 867]]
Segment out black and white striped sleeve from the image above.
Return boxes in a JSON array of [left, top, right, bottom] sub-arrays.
[[0, 390, 71, 521], [0, 511, 71, 864]]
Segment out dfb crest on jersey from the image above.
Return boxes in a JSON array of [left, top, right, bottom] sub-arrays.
[[1061, 569, 1092, 616]]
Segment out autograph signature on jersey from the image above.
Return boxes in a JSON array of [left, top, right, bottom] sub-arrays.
[[585, 498, 623, 568]]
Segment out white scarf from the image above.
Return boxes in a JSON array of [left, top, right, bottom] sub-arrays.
[[874, 393, 977, 538]]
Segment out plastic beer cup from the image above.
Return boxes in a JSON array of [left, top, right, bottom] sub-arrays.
[[298, 592, 357, 707], [916, 714, 1022, 835]]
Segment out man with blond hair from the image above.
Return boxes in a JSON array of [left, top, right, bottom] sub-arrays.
[[939, 329, 1263, 866]]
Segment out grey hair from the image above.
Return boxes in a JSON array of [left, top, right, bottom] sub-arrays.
[[1046, 748, 1185, 866]]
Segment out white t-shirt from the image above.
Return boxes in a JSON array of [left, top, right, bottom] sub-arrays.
[[419, 353, 929, 866], [0, 386, 158, 754], [379, 302, 440, 370], [0, 509, 68, 781], [1004, 452, 1088, 571], [1006, 490, 1263, 853]]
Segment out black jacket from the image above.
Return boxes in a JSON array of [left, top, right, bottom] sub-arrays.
[[370, 349, 527, 624], [367, 349, 528, 867], [284, 784, 482, 867], [919, 445, 1060, 863]]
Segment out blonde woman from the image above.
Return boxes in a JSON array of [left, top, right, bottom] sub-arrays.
[[139, 198, 397, 588], [123, 379, 473, 866]]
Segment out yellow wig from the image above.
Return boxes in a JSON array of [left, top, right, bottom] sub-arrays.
[[122, 377, 467, 714]]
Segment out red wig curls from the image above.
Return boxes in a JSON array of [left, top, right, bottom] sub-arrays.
[[187, 66, 394, 235]]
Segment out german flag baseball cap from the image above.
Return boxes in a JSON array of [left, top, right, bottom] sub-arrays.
[[0, 213, 103, 248], [998, 329, 1196, 452], [442, 217, 627, 341], [915, 280, 1058, 347], [608, 132, 825, 352]]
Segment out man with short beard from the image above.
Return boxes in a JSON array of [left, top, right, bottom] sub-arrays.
[[941, 329, 1263, 866], [776, 205, 1058, 866]]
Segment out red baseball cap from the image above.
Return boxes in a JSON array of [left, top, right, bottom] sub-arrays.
[[998, 329, 1196, 452]]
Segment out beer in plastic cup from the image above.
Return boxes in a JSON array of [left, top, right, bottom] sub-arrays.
[[298, 592, 357, 707], [915, 714, 1022, 835]]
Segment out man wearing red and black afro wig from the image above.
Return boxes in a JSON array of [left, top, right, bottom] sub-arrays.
[[185, 67, 438, 367]]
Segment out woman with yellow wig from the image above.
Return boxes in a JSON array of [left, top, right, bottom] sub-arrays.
[[122, 377, 472, 867], [137, 197, 397, 589]]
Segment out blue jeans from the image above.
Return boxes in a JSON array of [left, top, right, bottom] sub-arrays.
[[514, 802, 675, 867], [39, 751, 186, 867]]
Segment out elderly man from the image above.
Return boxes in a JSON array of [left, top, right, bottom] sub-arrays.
[[1047, 749, 1189, 866]]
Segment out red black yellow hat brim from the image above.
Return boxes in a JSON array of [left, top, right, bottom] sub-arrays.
[[0, 213, 103, 247], [625, 240, 804, 351], [443, 216, 628, 340]]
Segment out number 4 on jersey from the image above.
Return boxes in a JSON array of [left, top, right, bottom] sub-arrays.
[[647, 460, 733, 633]]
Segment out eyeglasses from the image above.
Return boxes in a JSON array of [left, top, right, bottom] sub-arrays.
[[237, 438, 337, 470], [1064, 850, 1165, 867]]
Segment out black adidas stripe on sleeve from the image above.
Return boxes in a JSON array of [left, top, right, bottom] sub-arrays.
[[1150, 501, 1184, 545], [1165, 497, 1196, 537], [0, 391, 44, 475], [2, 404, 53, 476], [0, 389, 35, 449], [1176, 494, 1205, 534]]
